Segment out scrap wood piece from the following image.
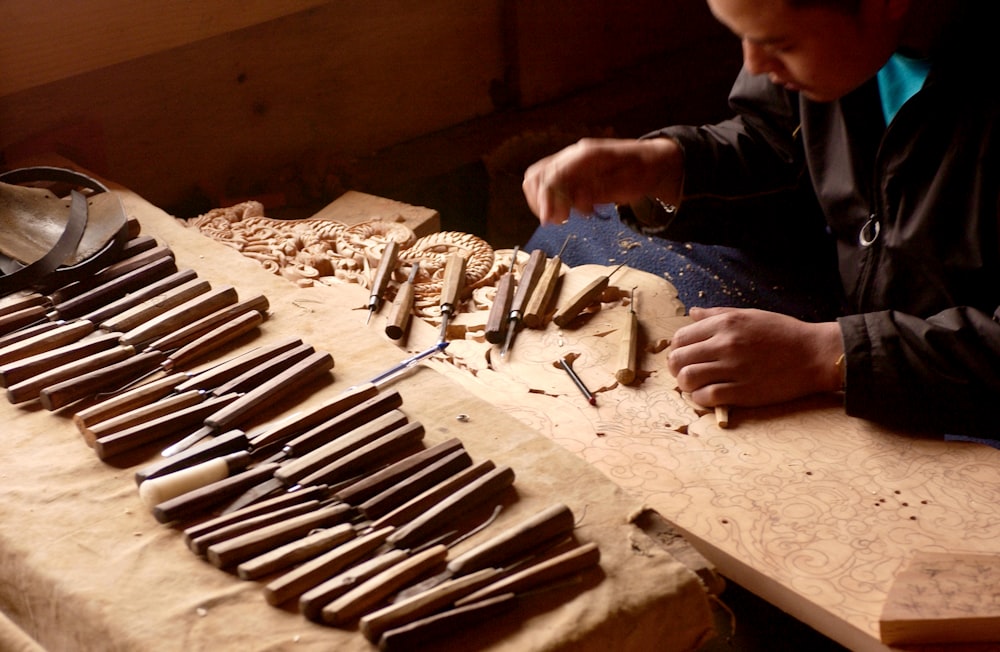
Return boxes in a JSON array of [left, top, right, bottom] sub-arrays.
[[879, 551, 1000, 645]]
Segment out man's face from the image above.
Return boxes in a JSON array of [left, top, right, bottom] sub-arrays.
[[707, 0, 903, 102]]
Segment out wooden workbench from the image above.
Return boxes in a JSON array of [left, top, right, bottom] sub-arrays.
[[0, 177, 714, 651]]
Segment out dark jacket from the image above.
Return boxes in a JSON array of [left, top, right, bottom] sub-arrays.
[[631, 3, 1000, 437]]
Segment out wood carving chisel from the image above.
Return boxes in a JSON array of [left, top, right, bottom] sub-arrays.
[[75, 267, 197, 326], [522, 235, 571, 329], [206, 502, 353, 569], [437, 252, 466, 343], [321, 544, 448, 627], [356, 448, 473, 521], [134, 428, 250, 485], [49, 254, 179, 320], [237, 522, 356, 581], [137, 451, 252, 508], [484, 247, 518, 345], [394, 503, 575, 600], [160, 349, 335, 457], [189, 500, 324, 557], [45, 241, 172, 306], [294, 529, 400, 617], [0, 304, 48, 336], [0, 330, 120, 387], [0, 318, 64, 351], [382, 465, 516, 552], [367, 459, 496, 532], [152, 461, 282, 524], [40, 307, 265, 410], [291, 421, 426, 489], [361, 567, 501, 642], [263, 525, 394, 609], [75, 338, 303, 432], [378, 592, 517, 651], [453, 541, 600, 607], [385, 262, 418, 340], [615, 287, 639, 385], [367, 239, 400, 324], [503, 249, 551, 337], [181, 484, 330, 547], [551, 262, 626, 328]]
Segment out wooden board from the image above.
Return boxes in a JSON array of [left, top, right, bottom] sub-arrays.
[[388, 260, 1000, 652]]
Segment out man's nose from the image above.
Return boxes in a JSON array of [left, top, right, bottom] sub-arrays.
[[742, 39, 774, 75]]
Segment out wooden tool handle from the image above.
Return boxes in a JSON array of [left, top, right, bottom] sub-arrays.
[[266, 526, 394, 610], [336, 437, 464, 505], [150, 293, 268, 355], [456, 541, 600, 607], [39, 349, 165, 410], [447, 503, 575, 577], [6, 345, 136, 404], [98, 278, 210, 333], [369, 239, 400, 310], [151, 462, 281, 524], [138, 451, 250, 508], [298, 545, 405, 619], [509, 249, 547, 315], [172, 337, 303, 394], [615, 309, 639, 385], [73, 371, 188, 431], [361, 567, 500, 643], [181, 484, 327, 545], [51, 255, 177, 320], [248, 381, 379, 453], [521, 257, 562, 329], [206, 503, 352, 569], [552, 275, 610, 328], [94, 393, 238, 461], [0, 305, 49, 338], [0, 319, 95, 367], [204, 349, 334, 431], [165, 309, 263, 370], [321, 544, 448, 626], [189, 501, 320, 557], [281, 389, 402, 457], [384, 276, 415, 340], [119, 285, 239, 347], [386, 465, 516, 550], [83, 389, 206, 447], [0, 329, 117, 388], [206, 342, 314, 397], [274, 409, 410, 485], [439, 253, 467, 311], [484, 272, 514, 344], [371, 459, 495, 531], [359, 448, 473, 521], [296, 420, 425, 487], [49, 244, 174, 305], [237, 522, 355, 581], [378, 591, 517, 651], [134, 428, 249, 485], [80, 268, 197, 326]]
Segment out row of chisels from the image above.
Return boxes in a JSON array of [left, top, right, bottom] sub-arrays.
[[0, 216, 604, 649]]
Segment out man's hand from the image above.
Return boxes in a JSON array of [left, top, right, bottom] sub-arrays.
[[521, 137, 683, 226], [667, 307, 844, 407]]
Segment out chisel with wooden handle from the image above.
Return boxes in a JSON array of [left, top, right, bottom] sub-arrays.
[[484, 247, 517, 344], [335, 437, 466, 507], [152, 461, 282, 524], [522, 236, 570, 329], [297, 533, 403, 619], [385, 262, 418, 340], [137, 451, 252, 508], [378, 592, 517, 651], [236, 522, 356, 581], [321, 544, 448, 626], [50, 254, 178, 320], [356, 448, 473, 521], [615, 288, 639, 385], [134, 428, 251, 485], [264, 525, 394, 609], [500, 248, 546, 358], [367, 239, 400, 324], [437, 252, 466, 343], [46, 242, 173, 305], [393, 503, 575, 601], [189, 500, 323, 557]]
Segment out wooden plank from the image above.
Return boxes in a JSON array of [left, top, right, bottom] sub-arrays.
[[0, 0, 332, 96]]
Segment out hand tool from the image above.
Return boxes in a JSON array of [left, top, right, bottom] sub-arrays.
[[365, 340, 448, 387], [159, 349, 335, 457], [551, 262, 626, 328], [483, 247, 517, 344], [367, 239, 400, 324], [335, 437, 466, 506], [134, 429, 250, 485], [715, 405, 730, 429], [393, 503, 575, 600], [522, 236, 570, 329], [377, 590, 516, 651], [500, 247, 545, 359], [296, 532, 402, 618], [137, 451, 252, 507], [615, 287, 639, 385], [437, 252, 466, 343], [321, 544, 449, 627], [558, 356, 596, 406], [385, 262, 418, 340], [188, 500, 324, 556], [265, 525, 394, 609], [152, 462, 282, 524], [356, 448, 472, 521], [236, 522, 356, 581], [291, 420, 426, 488]]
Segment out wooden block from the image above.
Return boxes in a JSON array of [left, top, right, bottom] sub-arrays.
[[880, 551, 1000, 645], [309, 191, 440, 238]]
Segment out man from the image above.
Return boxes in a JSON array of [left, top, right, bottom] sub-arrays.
[[521, 0, 1000, 438]]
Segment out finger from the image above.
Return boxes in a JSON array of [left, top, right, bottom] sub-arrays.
[[689, 306, 734, 321]]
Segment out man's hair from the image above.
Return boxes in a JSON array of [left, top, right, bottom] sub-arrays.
[[787, 0, 862, 12]]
